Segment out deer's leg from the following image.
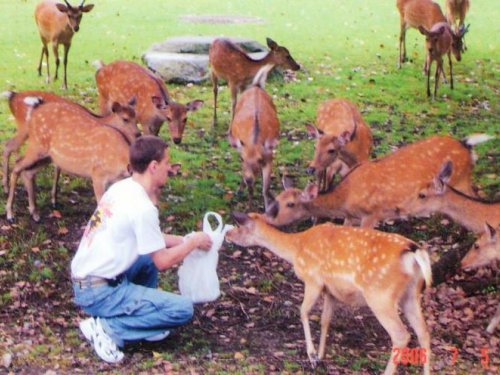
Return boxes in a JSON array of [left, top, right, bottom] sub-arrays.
[[91, 175, 108, 203], [399, 21, 407, 67], [230, 83, 238, 121], [51, 166, 61, 208], [38, 40, 49, 77], [262, 161, 273, 210], [61, 43, 71, 90], [401, 278, 431, 375], [448, 52, 453, 90], [6, 147, 48, 221], [20, 161, 49, 223], [433, 59, 442, 100], [301, 283, 323, 368], [211, 71, 218, 126], [2, 130, 29, 193], [52, 42, 60, 81], [366, 295, 411, 375], [318, 293, 336, 359]]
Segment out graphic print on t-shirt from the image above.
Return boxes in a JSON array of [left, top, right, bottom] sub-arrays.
[[82, 200, 114, 247]]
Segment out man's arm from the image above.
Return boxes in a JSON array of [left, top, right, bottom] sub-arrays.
[[151, 232, 212, 271], [164, 233, 184, 247]]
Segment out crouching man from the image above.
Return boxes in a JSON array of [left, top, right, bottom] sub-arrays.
[[71, 135, 212, 363]]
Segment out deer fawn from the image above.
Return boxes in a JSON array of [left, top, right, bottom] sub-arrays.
[[397, 0, 466, 71], [2, 90, 137, 205], [209, 37, 300, 126], [226, 212, 432, 374], [411, 160, 499, 234], [461, 223, 499, 334], [266, 135, 489, 228], [95, 60, 204, 144], [228, 82, 279, 210], [305, 99, 373, 192], [35, 0, 94, 89], [5, 97, 140, 222]]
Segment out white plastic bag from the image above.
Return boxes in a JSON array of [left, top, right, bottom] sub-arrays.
[[178, 212, 234, 303]]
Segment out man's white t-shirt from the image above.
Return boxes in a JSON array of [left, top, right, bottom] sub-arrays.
[[71, 177, 166, 279]]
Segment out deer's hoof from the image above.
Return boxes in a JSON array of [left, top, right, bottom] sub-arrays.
[[308, 352, 319, 369]]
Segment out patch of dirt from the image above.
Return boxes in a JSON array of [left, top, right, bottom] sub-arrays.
[[179, 15, 264, 24]]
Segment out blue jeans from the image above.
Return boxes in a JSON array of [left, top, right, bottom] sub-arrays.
[[73, 255, 193, 347]]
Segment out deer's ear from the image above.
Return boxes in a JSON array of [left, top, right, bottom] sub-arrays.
[[305, 123, 321, 139], [186, 99, 204, 112], [55, 4, 69, 13], [302, 182, 319, 201], [266, 38, 278, 50], [418, 26, 429, 36], [282, 175, 294, 189], [232, 212, 250, 226], [81, 4, 95, 12], [151, 96, 165, 109], [128, 96, 137, 107], [485, 223, 497, 242]]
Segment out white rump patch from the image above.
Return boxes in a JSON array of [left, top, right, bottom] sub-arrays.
[[92, 60, 104, 70], [464, 134, 495, 146], [1, 91, 13, 99], [23, 96, 42, 107]]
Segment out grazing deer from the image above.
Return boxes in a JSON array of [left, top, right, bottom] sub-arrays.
[[5, 97, 140, 222], [35, 0, 94, 89], [227, 212, 432, 374], [445, 0, 470, 32], [461, 223, 499, 334], [228, 83, 279, 210], [411, 160, 499, 234], [397, 0, 466, 70], [209, 37, 300, 126], [305, 99, 373, 192], [1, 90, 137, 205], [266, 135, 490, 228], [95, 60, 204, 144]]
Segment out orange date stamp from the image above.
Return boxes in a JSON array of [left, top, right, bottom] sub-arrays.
[[392, 346, 492, 369]]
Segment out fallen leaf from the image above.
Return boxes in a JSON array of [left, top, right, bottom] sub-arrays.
[[50, 210, 62, 219], [31, 247, 40, 253], [234, 352, 244, 360], [58, 227, 69, 235]]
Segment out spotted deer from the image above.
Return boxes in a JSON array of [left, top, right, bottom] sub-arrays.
[[1, 90, 137, 205], [209, 37, 300, 126], [411, 160, 499, 234], [461, 223, 499, 334], [5, 97, 141, 222], [227, 212, 432, 374], [266, 135, 490, 228], [228, 83, 279, 210], [397, 0, 466, 70], [35, 0, 94, 89], [95, 60, 204, 144], [305, 99, 373, 192]]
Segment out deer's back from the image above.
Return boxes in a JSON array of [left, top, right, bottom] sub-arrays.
[[9, 91, 66, 129], [209, 39, 261, 84], [96, 61, 168, 122], [402, 0, 446, 29], [231, 87, 279, 142]]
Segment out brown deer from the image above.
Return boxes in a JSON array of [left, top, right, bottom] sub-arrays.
[[35, 0, 94, 89], [227, 212, 432, 374], [95, 60, 204, 144], [5, 97, 141, 222], [461, 223, 499, 334], [266, 135, 490, 228], [228, 83, 279, 209], [209, 37, 300, 126], [397, 0, 466, 70], [2, 90, 137, 206], [411, 160, 499, 234], [305, 99, 373, 192]]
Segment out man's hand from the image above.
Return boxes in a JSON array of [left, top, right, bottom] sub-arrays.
[[186, 232, 212, 251]]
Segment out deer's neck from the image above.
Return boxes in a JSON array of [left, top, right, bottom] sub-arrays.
[[306, 185, 349, 218], [255, 224, 300, 263], [440, 189, 500, 233]]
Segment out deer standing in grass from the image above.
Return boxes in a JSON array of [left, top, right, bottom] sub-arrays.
[[5, 97, 141, 222], [95, 60, 204, 144], [1, 90, 137, 206], [305, 99, 373, 192], [411, 160, 499, 234], [461, 223, 499, 334], [226, 212, 432, 374], [266, 135, 490, 228], [209, 37, 300, 126], [397, 0, 466, 70], [228, 81, 279, 210], [35, 0, 94, 89]]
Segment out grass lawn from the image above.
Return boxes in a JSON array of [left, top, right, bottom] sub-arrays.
[[0, 0, 498, 373]]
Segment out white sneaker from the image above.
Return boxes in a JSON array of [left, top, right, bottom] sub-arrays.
[[145, 330, 170, 342], [79, 317, 124, 363]]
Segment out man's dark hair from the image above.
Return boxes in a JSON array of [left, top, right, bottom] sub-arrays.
[[129, 136, 169, 173]]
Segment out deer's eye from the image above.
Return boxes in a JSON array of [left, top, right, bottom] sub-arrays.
[[473, 244, 480, 250], [328, 149, 337, 154], [287, 202, 295, 208], [418, 193, 426, 199]]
